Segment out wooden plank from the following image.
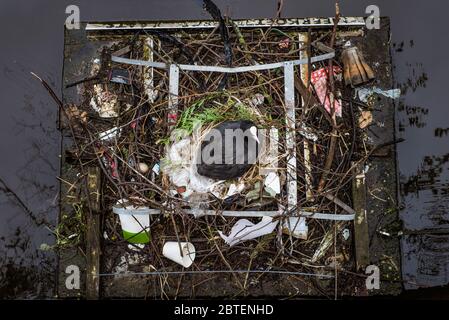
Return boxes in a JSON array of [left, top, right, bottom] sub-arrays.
[[57, 161, 85, 298], [85, 166, 101, 300], [352, 162, 370, 270], [358, 19, 401, 294], [58, 25, 93, 299]]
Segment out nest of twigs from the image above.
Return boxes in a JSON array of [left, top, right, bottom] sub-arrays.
[[59, 19, 366, 296]]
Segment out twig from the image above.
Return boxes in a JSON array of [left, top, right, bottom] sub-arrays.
[[317, 2, 340, 192]]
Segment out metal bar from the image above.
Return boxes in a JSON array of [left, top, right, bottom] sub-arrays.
[[181, 53, 335, 72], [168, 64, 179, 129], [86, 17, 366, 31], [143, 36, 156, 103], [269, 128, 279, 172], [112, 208, 354, 221], [284, 61, 297, 215], [97, 269, 335, 278], [111, 55, 166, 69], [111, 52, 335, 73], [301, 212, 354, 221]]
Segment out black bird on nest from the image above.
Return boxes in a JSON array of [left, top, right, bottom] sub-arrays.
[[196, 120, 260, 180]]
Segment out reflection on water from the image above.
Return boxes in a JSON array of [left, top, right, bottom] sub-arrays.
[[394, 12, 449, 288], [402, 154, 449, 198], [398, 103, 428, 130], [0, 232, 55, 298], [0, 57, 59, 298], [435, 128, 449, 138]]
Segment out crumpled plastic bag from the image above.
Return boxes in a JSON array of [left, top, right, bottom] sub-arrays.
[[311, 67, 342, 117], [218, 216, 279, 246], [219, 215, 309, 246], [161, 130, 221, 198], [264, 172, 280, 196]]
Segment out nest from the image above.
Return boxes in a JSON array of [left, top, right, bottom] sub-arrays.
[[57, 18, 370, 297]]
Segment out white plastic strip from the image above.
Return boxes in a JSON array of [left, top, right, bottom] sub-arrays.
[[113, 208, 354, 221], [167, 64, 179, 129], [111, 52, 335, 73], [284, 61, 297, 214]]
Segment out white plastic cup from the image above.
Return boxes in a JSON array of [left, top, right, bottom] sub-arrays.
[[162, 242, 196, 268], [113, 199, 152, 244]]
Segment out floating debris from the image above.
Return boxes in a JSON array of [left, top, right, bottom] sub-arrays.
[[264, 172, 281, 196], [99, 127, 120, 141], [311, 66, 343, 117], [342, 228, 351, 241], [109, 69, 131, 85], [113, 199, 152, 244], [357, 87, 401, 103], [137, 162, 150, 174], [358, 110, 373, 129], [341, 46, 375, 87], [162, 242, 196, 268], [282, 217, 308, 240], [218, 216, 278, 246]]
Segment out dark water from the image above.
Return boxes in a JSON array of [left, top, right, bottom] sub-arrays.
[[0, 0, 448, 298]]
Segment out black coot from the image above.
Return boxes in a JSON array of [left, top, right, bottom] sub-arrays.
[[196, 120, 259, 180]]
